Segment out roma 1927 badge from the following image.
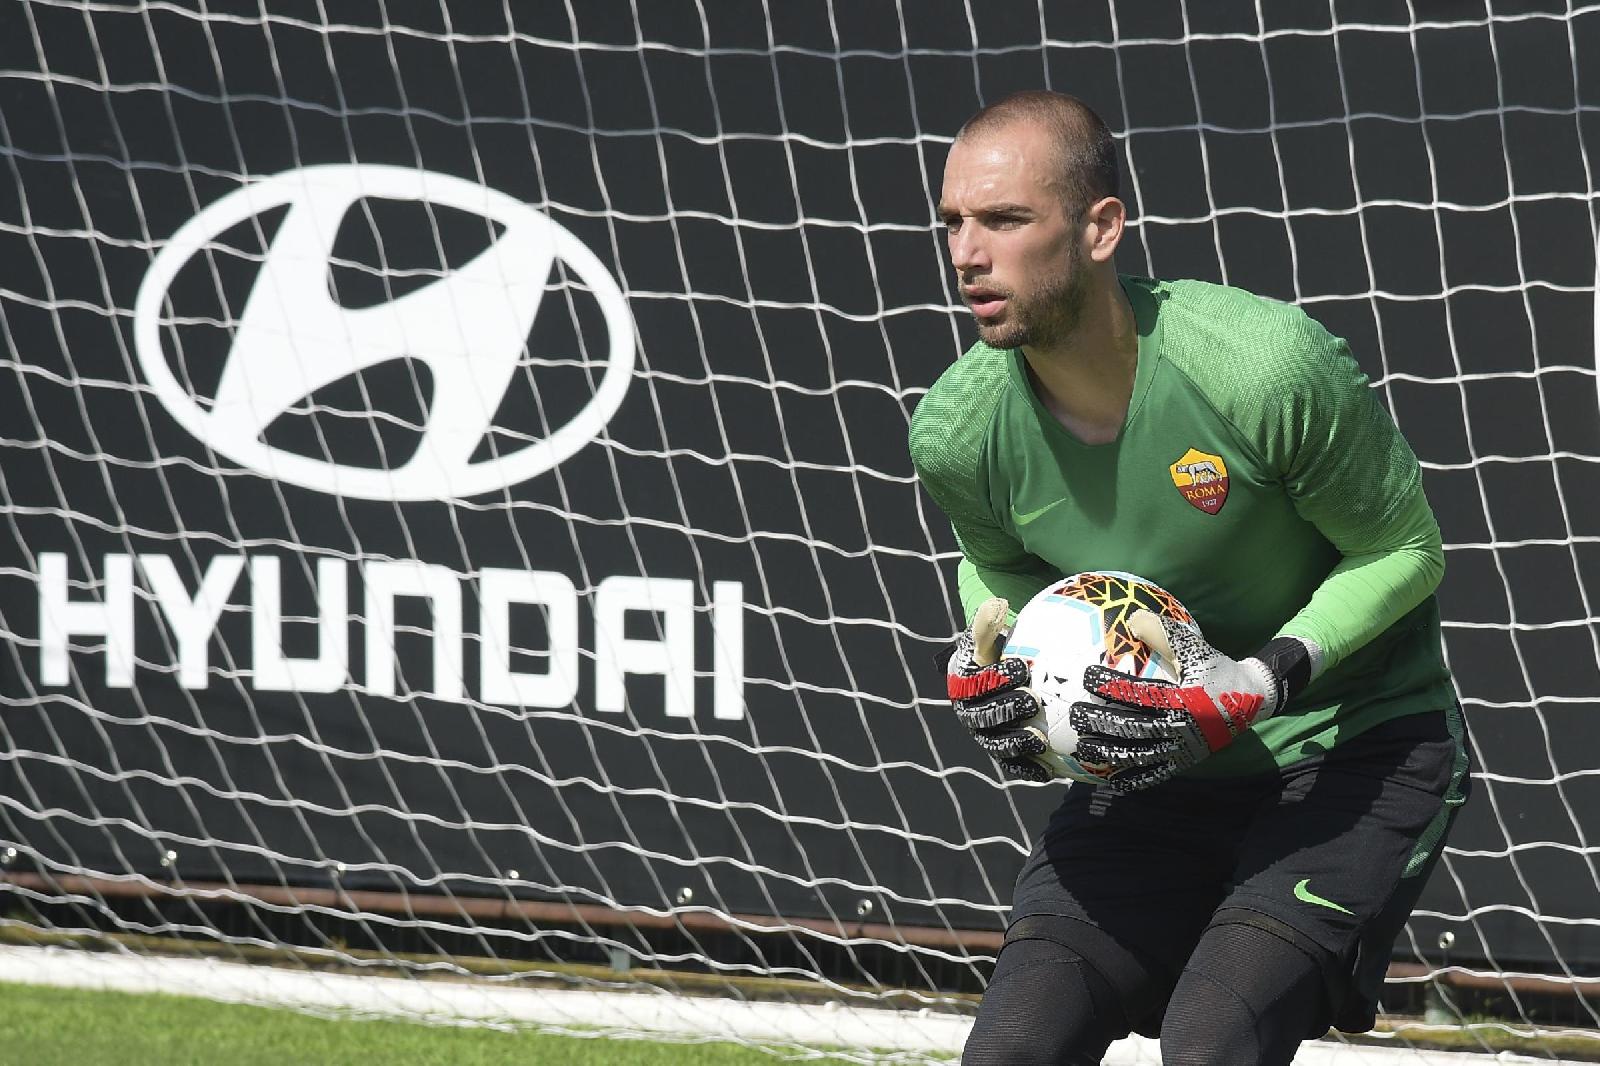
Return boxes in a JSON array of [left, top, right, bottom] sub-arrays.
[[1169, 447, 1230, 515]]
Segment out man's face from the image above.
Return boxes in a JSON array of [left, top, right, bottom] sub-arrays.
[[937, 123, 1087, 350]]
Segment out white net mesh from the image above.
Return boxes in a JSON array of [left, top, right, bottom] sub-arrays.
[[2, 1, 1599, 1061]]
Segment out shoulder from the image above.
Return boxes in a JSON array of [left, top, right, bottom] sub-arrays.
[[908, 340, 1012, 477], [1147, 278, 1390, 474], [1151, 277, 1360, 393], [1148, 278, 1370, 451]]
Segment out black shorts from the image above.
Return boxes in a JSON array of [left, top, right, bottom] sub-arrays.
[[1008, 705, 1470, 1034]]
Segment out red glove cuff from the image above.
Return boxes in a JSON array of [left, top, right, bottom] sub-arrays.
[[947, 658, 1029, 701], [1085, 672, 1242, 752]]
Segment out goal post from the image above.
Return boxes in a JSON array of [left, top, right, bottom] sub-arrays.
[[3, 1, 1599, 1060]]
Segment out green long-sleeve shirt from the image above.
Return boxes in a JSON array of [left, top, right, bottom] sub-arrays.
[[909, 276, 1455, 777]]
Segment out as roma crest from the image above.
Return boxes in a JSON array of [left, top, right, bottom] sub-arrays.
[[1170, 447, 1230, 515]]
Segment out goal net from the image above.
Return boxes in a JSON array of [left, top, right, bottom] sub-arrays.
[[2, 0, 1597, 1061]]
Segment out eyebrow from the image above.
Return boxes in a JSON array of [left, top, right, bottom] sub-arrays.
[[935, 201, 1036, 218]]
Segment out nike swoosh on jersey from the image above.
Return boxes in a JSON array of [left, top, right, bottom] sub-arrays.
[[1011, 497, 1070, 526], [1293, 878, 1353, 915]]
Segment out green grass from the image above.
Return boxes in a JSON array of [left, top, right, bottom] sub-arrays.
[[5, 982, 851, 1066], [14, 980, 1600, 1066]]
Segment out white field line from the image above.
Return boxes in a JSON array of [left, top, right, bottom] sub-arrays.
[[0, 945, 1583, 1064], [0, 944, 970, 1055]]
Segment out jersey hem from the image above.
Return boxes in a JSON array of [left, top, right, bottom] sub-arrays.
[[1183, 689, 1456, 779]]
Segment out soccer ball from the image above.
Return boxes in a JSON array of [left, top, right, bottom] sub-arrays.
[[1001, 571, 1193, 783]]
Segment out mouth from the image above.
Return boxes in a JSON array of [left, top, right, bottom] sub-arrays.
[[963, 287, 1008, 319]]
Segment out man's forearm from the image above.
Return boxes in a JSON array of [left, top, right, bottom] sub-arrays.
[[957, 555, 1061, 624], [1277, 491, 1444, 675]]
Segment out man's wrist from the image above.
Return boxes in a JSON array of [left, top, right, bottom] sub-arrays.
[[1252, 636, 1321, 712]]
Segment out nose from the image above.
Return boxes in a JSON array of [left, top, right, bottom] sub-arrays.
[[948, 220, 988, 274]]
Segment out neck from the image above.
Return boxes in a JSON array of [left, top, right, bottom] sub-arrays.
[[1022, 274, 1138, 445]]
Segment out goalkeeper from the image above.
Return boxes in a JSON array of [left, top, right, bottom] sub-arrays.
[[911, 90, 1469, 1065]]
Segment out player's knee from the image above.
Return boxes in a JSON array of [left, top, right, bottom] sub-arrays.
[[1161, 922, 1328, 1066], [962, 937, 1121, 1066], [962, 1002, 1079, 1066], [1160, 968, 1262, 1066]]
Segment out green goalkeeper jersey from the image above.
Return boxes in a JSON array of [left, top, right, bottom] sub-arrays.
[[909, 275, 1455, 778]]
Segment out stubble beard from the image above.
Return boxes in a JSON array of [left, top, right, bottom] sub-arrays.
[[972, 244, 1090, 351]]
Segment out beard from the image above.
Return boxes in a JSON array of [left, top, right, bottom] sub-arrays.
[[968, 243, 1090, 351]]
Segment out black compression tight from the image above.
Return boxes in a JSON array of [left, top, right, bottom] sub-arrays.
[[960, 935, 1126, 1066], [962, 920, 1327, 1066], [1160, 922, 1328, 1065]]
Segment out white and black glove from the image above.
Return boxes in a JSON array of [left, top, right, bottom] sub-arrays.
[[1069, 610, 1318, 792], [944, 597, 1053, 782]]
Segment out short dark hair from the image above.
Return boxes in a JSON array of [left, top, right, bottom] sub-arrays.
[[956, 90, 1119, 212]]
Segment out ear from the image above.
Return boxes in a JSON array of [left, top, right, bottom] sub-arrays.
[[1084, 196, 1125, 264]]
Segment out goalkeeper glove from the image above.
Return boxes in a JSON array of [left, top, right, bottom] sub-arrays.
[[944, 597, 1054, 782], [1069, 609, 1318, 792]]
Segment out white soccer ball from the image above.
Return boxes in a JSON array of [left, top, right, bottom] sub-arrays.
[[1001, 571, 1192, 784]]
